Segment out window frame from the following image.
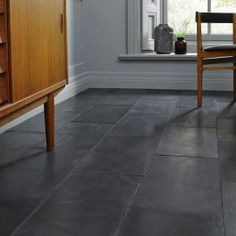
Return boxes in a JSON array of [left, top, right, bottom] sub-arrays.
[[163, 0, 232, 41], [125, 0, 232, 55]]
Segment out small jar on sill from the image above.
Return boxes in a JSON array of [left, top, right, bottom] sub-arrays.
[[175, 37, 187, 54]]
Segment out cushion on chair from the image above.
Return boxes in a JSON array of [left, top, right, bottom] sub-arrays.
[[204, 44, 236, 51]]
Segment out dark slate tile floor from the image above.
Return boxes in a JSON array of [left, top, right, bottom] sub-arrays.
[[0, 89, 236, 236]]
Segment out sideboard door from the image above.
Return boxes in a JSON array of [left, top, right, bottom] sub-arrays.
[[9, 0, 68, 102]]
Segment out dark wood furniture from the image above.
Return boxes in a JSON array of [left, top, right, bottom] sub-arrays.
[[196, 12, 236, 107], [0, 0, 68, 151]]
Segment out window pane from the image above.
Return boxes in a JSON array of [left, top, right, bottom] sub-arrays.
[[168, 0, 208, 35], [211, 0, 235, 34]]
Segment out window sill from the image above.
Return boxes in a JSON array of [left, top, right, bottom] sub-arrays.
[[119, 53, 197, 61]]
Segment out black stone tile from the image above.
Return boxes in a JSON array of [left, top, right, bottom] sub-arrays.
[[156, 127, 218, 158], [217, 119, 236, 142], [43, 174, 140, 204], [0, 132, 45, 168], [133, 156, 221, 214], [215, 91, 232, 102], [177, 95, 215, 109], [115, 89, 146, 95], [72, 105, 130, 124], [76, 135, 158, 175], [221, 161, 236, 212], [131, 98, 176, 115], [9, 110, 79, 133], [222, 182, 236, 212], [0, 123, 111, 200], [0, 197, 40, 236], [56, 97, 94, 112], [168, 107, 216, 128], [55, 122, 112, 158], [0, 150, 77, 200], [111, 113, 167, 138], [97, 94, 141, 106], [118, 207, 223, 236], [143, 90, 179, 101], [15, 203, 126, 236], [216, 102, 236, 118], [218, 142, 236, 162], [224, 211, 236, 236], [14, 174, 140, 236], [221, 161, 236, 183]]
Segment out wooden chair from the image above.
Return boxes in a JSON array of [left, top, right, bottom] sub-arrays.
[[196, 12, 236, 107]]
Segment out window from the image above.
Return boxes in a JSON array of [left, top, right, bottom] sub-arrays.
[[142, 0, 161, 50], [142, 0, 236, 50], [168, 0, 235, 35]]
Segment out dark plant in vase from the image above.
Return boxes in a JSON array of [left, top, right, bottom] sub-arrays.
[[174, 19, 190, 54]]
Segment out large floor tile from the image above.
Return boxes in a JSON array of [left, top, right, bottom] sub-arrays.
[[9, 110, 79, 133], [218, 141, 236, 162], [118, 207, 223, 236], [0, 132, 45, 168], [73, 105, 130, 124], [133, 156, 221, 214], [221, 161, 236, 212], [97, 93, 141, 106], [0, 123, 112, 200], [111, 112, 167, 138], [224, 211, 236, 236], [141, 91, 179, 102], [156, 126, 218, 158], [0, 197, 40, 236], [76, 135, 158, 175], [0, 149, 80, 200], [168, 107, 216, 128], [217, 119, 236, 142], [177, 95, 215, 109], [131, 98, 176, 115], [56, 122, 112, 157], [14, 174, 140, 236], [216, 102, 236, 118], [56, 97, 95, 112]]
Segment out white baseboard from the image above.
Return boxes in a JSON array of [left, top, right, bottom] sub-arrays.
[[88, 71, 233, 91]]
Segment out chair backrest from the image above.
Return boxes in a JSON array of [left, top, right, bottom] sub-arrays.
[[196, 12, 234, 23], [196, 12, 236, 52]]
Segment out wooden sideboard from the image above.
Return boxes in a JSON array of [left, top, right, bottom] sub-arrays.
[[0, 0, 68, 151]]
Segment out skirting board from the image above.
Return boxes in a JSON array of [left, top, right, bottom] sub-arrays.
[[88, 71, 233, 91], [0, 72, 89, 134]]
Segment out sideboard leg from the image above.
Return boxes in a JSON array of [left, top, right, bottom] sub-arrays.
[[44, 94, 55, 151]]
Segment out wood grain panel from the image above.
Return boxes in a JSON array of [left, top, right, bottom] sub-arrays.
[[9, 0, 67, 102]]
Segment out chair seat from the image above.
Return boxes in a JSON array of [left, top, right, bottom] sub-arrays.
[[204, 44, 236, 51]]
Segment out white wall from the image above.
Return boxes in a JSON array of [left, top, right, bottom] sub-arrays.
[[84, 0, 232, 91]]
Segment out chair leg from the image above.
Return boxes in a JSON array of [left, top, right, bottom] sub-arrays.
[[234, 57, 236, 101], [197, 61, 203, 108]]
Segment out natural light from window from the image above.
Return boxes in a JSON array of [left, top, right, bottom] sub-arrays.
[[167, 0, 236, 35]]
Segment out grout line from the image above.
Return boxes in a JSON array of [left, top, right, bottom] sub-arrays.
[[216, 121, 226, 236]]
